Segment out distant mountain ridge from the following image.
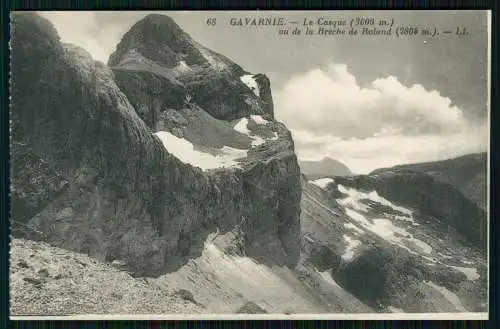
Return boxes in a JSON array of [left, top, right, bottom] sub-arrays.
[[371, 152, 487, 210], [299, 157, 353, 178]]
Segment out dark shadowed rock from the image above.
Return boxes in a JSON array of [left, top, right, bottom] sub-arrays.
[[304, 244, 341, 272], [299, 176, 345, 272], [300, 172, 486, 313], [10, 143, 69, 229], [334, 171, 487, 251], [334, 243, 420, 309], [10, 12, 300, 277]]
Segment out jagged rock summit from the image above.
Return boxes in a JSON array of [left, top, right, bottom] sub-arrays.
[[108, 14, 274, 121], [108, 14, 241, 72]]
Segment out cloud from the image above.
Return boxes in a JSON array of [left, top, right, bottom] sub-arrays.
[[39, 12, 125, 64], [274, 63, 488, 174]]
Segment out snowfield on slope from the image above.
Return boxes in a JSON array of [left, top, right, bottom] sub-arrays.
[[233, 117, 278, 147], [342, 235, 362, 261], [310, 178, 335, 189], [448, 265, 480, 281], [344, 207, 433, 256], [332, 184, 434, 257], [154, 131, 247, 170], [301, 178, 487, 313], [175, 60, 191, 72], [250, 115, 268, 125], [337, 184, 415, 223], [334, 183, 484, 299], [158, 236, 320, 313], [240, 75, 260, 97]]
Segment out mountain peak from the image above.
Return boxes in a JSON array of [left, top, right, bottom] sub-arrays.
[[108, 14, 203, 68], [107, 14, 272, 121], [131, 14, 186, 40], [299, 157, 352, 178]]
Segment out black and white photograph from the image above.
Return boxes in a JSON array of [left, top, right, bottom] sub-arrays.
[[9, 10, 490, 319]]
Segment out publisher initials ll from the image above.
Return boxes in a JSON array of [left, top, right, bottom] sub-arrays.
[[456, 26, 469, 35]]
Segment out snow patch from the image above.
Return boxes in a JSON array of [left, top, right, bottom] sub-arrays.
[[393, 215, 419, 225], [337, 185, 415, 224], [448, 265, 480, 281], [438, 252, 453, 260], [240, 75, 260, 97], [337, 185, 370, 212], [342, 235, 361, 261], [368, 218, 432, 254], [337, 185, 434, 255], [234, 118, 251, 135], [365, 190, 413, 216], [250, 115, 268, 125], [344, 209, 432, 255], [424, 281, 467, 311], [460, 259, 474, 265], [369, 218, 407, 239], [310, 178, 334, 189], [176, 60, 190, 72], [422, 255, 438, 264], [250, 136, 265, 147], [408, 237, 434, 254], [343, 223, 365, 235], [388, 306, 404, 313], [233, 117, 278, 148], [317, 270, 342, 289], [345, 209, 372, 226], [154, 131, 247, 171]]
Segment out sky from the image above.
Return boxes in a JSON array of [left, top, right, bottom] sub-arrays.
[[38, 11, 490, 174]]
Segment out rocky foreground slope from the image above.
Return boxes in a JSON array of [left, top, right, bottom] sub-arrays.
[[10, 238, 204, 315], [10, 12, 487, 316]]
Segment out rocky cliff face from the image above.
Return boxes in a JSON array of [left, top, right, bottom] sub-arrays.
[[301, 174, 487, 313], [371, 153, 487, 210], [10, 12, 300, 277], [10, 142, 68, 237], [333, 171, 487, 251], [108, 14, 274, 122]]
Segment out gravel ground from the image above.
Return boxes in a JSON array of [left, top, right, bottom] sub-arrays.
[[10, 238, 204, 316]]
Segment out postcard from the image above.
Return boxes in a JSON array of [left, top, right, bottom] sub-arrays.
[[9, 10, 490, 320]]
